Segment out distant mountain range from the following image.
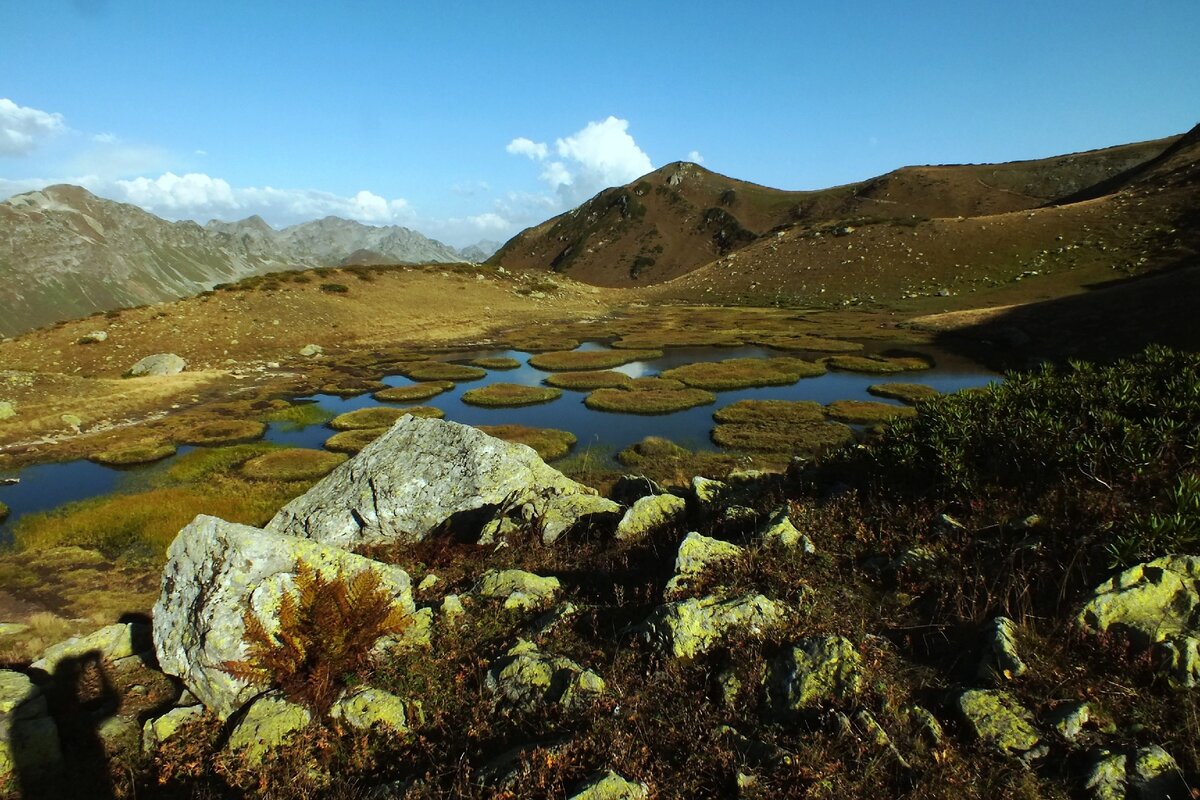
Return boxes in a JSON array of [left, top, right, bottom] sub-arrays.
[[0, 186, 498, 336]]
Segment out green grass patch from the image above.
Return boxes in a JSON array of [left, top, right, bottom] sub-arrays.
[[528, 348, 663, 371], [461, 383, 562, 408], [401, 362, 488, 382], [585, 386, 715, 415], [713, 399, 825, 425], [711, 419, 855, 453], [476, 424, 577, 461], [373, 381, 454, 402], [317, 379, 389, 397], [610, 330, 746, 349], [544, 370, 633, 390], [825, 399, 918, 424], [867, 382, 941, 404], [626, 376, 686, 391], [176, 418, 267, 446], [329, 406, 444, 430], [756, 334, 863, 353], [260, 402, 336, 430], [469, 356, 522, 370], [155, 443, 280, 486], [240, 449, 348, 481], [508, 336, 581, 352], [324, 427, 388, 454], [660, 356, 825, 390], [825, 354, 931, 373], [89, 442, 177, 466]]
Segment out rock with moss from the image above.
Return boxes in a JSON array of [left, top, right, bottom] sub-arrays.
[[31, 621, 151, 674], [331, 687, 416, 732], [269, 417, 618, 549], [664, 532, 744, 599], [1046, 701, 1090, 742], [126, 353, 186, 377], [1085, 750, 1128, 800], [566, 770, 650, 800], [756, 509, 814, 553], [1159, 635, 1200, 690], [226, 695, 311, 765], [615, 493, 687, 542], [486, 640, 605, 711], [1085, 745, 1190, 800], [153, 515, 415, 719], [692, 476, 729, 509], [636, 594, 791, 660], [977, 616, 1027, 683], [0, 670, 62, 781], [767, 636, 864, 715], [142, 705, 205, 752], [0, 401, 14, 421], [1077, 555, 1200, 645], [956, 689, 1040, 756], [476, 569, 560, 611]]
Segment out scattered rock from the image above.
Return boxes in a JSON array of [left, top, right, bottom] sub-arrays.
[[1046, 701, 1090, 742], [1085, 745, 1190, 800], [566, 770, 649, 800], [153, 515, 415, 719], [31, 621, 151, 674], [78, 330, 108, 344], [1085, 750, 1128, 800], [977, 616, 1027, 683], [756, 508, 814, 553], [0, 671, 62, 781], [609, 474, 666, 506], [299, 344, 324, 357], [486, 641, 605, 711], [126, 353, 186, 377], [636, 594, 791, 660], [268, 417, 618, 549], [615, 493, 687, 541], [440, 594, 465, 621], [226, 695, 311, 765], [905, 705, 944, 746], [692, 476, 729, 509], [417, 574, 439, 593], [476, 569, 560, 611], [956, 689, 1040, 756], [142, 705, 205, 752], [663, 532, 744, 599], [767, 636, 864, 714], [331, 687, 416, 733], [0, 401, 14, 420]]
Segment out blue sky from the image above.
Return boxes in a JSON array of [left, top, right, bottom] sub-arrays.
[[2, 1, 1197, 246]]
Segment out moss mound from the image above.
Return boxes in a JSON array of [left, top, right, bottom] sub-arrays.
[[462, 383, 562, 408], [177, 419, 267, 446], [626, 376, 687, 391], [529, 348, 663, 371], [825, 400, 918, 424], [661, 357, 825, 390], [324, 428, 389, 454], [867, 382, 942, 404], [544, 370, 634, 391], [89, 442, 177, 466], [611, 331, 745, 349], [585, 386, 716, 415], [329, 406, 444, 431], [318, 379, 388, 397], [825, 355, 931, 374], [261, 402, 336, 430], [402, 362, 488, 382], [372, 381, 454, 402], [616, 436, 749, 485], [712, 419, 855, 453], [756, 334, 864, 353], [476, 424, 578, 461], [713, 399, 826, 426], [469, 356, 522, 370], [240, 448, 348, 482], [509, 336, 581, 353]]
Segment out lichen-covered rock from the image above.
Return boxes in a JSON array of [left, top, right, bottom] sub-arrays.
[[977, 616, 1027, 683], [663, 532, 744, 599], [636, 594, 791, 660], [1076, 555, 1200, 645], [331, 688, 415, 732], [476, 569, 560, 611], [153, 515, 415, 719], [1129, 745, 1187, 798], [757, 508, 814, 553], [1085, 750, 1127, 800], [610, 475, 666, 506], [267, 417, 618, 549], [1159, 635, 1199, 690], [0, 671, 62, 780], [566, 770, 649, 800], [299, 343, 324, 357], [615, 493, 687, 542], [956, 689, 1040, 755], [31, 621, 151, 674], [906, 705, 944, 746], [226, 695, 311, 765], [485, 641, 605, 711], [1046, 701, 1090, 742], [767, 636, 863, 714], [692, 476, 729, 508], [142, 705, 205, 752], [441, 594, 465, 621], [126, 353, 186, 377]]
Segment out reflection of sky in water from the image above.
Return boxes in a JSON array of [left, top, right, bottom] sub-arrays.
[[0, 341, 998, 539]]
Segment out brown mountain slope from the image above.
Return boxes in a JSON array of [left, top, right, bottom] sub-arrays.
[[488, 134, 1178, 287]]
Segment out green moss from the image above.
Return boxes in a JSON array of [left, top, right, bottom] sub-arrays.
[[89, 442, 177, 466], [626, 376, 687, 391], [585, 386, 715, 414], [177, 418, 267, 446], [462, 383, 562, 407], [240, 449, 348, 481], [712, 420, 855, 453], [544, 370, 634, 391], [476, 425, 577, 461], [508, 337, 581, 353], [329, 405, 443, 431], [867, 382, 941, 404], [661, 357, 825, 390], [324, 427, 389, 454], [401, 362, 488, 382], [317, 379, 388, 397], [825, 400, 917, 424], [260, 402, 336, 430], [529, 349, 663, 371], [157, 443, 280, 486], [713, 399, 826, 426], [469, 356, 522, 370], [825, 355, 931, 374], [372, 381, 454, 402]]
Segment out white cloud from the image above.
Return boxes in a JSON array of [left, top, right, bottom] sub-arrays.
[[0, 98, 65, 156], [687, 150, 704, 164], [91, 132, 118, 144], [506, 137, 548, 160]]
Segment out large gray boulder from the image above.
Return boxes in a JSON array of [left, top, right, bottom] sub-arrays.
[[153, 515, 415, 719], [126, 353, 186, 377], [267, 417, 619, 548]]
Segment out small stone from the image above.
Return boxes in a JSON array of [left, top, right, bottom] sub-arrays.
[[477, 569, 560, 611], [126, 353, 186, 377], [299, 344, 324, 357], [0, 402, 15, 420], [956, 689, 1040, 755], [485, 641, 605, 711], [636, 594, 791, 660], [1085, 750, 1127, 800], [1046, 701, 1090, 741], [226, 696, 311, 765], [31, 622, 151, 674], [566, 770, 649, 800], [756, 508, 814, 553], [767, 636, 864, 714], [977, 616, 1027, 683], [440, 594, 465, 621], [79, 331, 108, 344], [906, 705, 944, 746], [417, 574, 440, 593], [1130, 745, 1187, 798], [1158, 635, 1200, 690], [331, 688, 415, 732], [692, 476, 729, 508], [663, 532, 744, 599], [614, 493, 687, 541]]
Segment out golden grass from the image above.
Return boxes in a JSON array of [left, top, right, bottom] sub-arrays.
[[711, 419, 855, 453], [157, 443, 279, 485], [469, 356, 522, 370], [824, 354, 932, 373], [626, 376, 687, 391], [241, 449, 348, 481], [507, 336, 581, 352], [867, 382, 941, 404], [825, 399, 917, 424], [372, 381, 454, 402], [317, 378, 389, 397], [401, 362, 487, 382], [529, 348, 663, 371], [610, 331, 746, 349], [585, 386, 716, 414], [544, 370, 634, 390], [260, 402, 336, 430], [329, 405, 443, 431], [88, 442, 177, 466], [712, 399, 826, 426], [476, 424, 577, 461], [176, 418, 267, 446], [461, 383, 562, 407], [660, 356, 825, 390], [324, 427, 388, 454], [755, 334, 863, 353]]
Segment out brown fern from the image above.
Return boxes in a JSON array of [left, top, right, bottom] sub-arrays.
[[221, 559, 411, 716]]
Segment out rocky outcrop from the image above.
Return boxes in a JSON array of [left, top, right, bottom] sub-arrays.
[[635, 594, 790, 660], [142, 706, 205, 752], [267, 417, 619, 548], [153, 515, 415, 719], [663, 532, 744, 599], [485, 641, 605, 711], [126, 353, 186, 377], [767, 636, 864, 714]]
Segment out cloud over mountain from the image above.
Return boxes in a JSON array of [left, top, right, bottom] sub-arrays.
[[0, 98, 65, 156]]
